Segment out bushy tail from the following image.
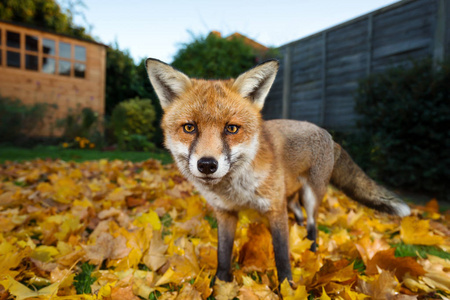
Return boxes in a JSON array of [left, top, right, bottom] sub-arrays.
[[331, 143, 410, 217]]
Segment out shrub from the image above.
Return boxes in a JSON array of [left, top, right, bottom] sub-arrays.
[[354, 58, 450, 199], [172, 32, 279, 79], [111, 97, 157, 151], [0, 95, 49, 143], [57, 106, 103, 148]]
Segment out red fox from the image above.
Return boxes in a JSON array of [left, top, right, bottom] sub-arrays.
[[145, 58, 410, 285]]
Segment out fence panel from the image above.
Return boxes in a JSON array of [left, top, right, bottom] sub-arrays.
[[263, 0, 448, 132]]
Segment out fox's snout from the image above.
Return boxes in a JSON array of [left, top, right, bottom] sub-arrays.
[[197, 157, 218, 175]]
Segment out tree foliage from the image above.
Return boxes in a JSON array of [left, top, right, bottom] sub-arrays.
[[105, 46, 156, 114], [104, 44, 139, 115], [105, 46, 162, 146], [0, 0, 93, 40], [172, 33, 278, 79]]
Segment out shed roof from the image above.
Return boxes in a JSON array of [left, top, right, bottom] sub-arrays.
[[0, 19, 108, 48]]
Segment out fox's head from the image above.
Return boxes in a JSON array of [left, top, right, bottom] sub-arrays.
[[146, 59, 279, 185]]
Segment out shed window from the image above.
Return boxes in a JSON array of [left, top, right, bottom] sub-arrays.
[[26, 35, 38, 52], [74, 62, 86, 78], [74, 46, 86, 61], [42, 57, 56, 74], [7, 31, 20, 48], [42, 38, 56, 55], [0, 25, 90, 79], [59, 42, 71, 59], [58, 59, 71, 76], [7, 51, 20, 68], [26, 54, 38, 71]]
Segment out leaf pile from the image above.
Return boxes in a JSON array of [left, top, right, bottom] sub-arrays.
[[0, 158, 449, 299]]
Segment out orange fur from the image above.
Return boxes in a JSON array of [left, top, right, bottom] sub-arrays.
[[145, 58, 410, 285]]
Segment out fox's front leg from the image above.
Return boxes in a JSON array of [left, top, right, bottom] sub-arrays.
[[215, 210, 238, 282], [267, 209, 293, 285]]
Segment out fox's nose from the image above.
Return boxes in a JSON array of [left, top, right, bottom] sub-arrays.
[[197, 157, 218, 175]]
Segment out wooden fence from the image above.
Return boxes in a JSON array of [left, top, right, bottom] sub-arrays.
[[263, 0, 450, 131]]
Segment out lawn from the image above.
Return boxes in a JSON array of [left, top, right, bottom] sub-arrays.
[[0, 146, 173, 164]]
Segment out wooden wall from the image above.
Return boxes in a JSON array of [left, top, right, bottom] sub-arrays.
[[263, 0, 449, 132], [0, 21, 106, 137]]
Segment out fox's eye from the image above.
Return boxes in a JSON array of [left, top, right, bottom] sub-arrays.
[[226, 125, 239, 134], [183, 124, 196, 133]]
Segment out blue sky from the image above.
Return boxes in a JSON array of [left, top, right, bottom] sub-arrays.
[[70, 0, 399, 63]]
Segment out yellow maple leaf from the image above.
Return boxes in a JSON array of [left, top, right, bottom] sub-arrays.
[[53, 176, 81, 203], [0, 275, 59, 300], [134, 210, 162, 230], [280, 279, 308, 300], [289, 224, 313, 261], [55, 214, 82, 241], [401, 216, 444, 245], [30, 245, 60, 263]]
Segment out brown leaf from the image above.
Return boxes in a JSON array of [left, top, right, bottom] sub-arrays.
[[110, 285, 140, 300], [425, 199, 439, 213], [312, 259, 357, 288], [358, 269, 399, 300], [365, 248, 425, 280], [237, 286, 259, 300], [126, 196, 146, 208], [238, 276, 278, 300], [82, 232, 130, 264], [176, 283, 202, 300], [142, 231, 168, 271], [213, 279, 239, 300]]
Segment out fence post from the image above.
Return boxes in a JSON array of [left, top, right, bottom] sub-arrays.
[[433, 0, 447, 68], [281, 45, 292, 119], [319, 32, 327, 127]]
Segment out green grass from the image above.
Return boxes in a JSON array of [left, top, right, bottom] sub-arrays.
[[393, 243, 450, 260], [0, 146, 172, 164]]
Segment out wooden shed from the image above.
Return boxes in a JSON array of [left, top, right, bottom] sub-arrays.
[[0, 20, 107, 137]]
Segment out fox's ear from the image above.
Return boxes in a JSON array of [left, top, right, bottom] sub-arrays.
[[146, 58, 191, 109], [232, 60, 279, 110]]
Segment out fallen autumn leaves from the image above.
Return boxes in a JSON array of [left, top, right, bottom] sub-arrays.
[[0, 158, 449, 299]]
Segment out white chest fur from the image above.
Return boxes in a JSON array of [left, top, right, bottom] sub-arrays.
[[194, 162, 271, 212]]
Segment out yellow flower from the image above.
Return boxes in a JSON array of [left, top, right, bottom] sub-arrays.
[[62, 143, 69, 148], [89, 143, 95, 148]]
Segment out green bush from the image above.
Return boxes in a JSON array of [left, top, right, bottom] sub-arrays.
[[0, 95, 49, 143], [111, 97, 157, 151], [354, 58, 450, 199], [172, 32, 278, 79], [57, 106, 103, 148]]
